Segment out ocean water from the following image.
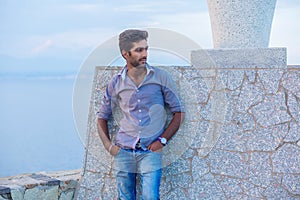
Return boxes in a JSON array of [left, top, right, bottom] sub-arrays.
[[0, 77, 85, 177]]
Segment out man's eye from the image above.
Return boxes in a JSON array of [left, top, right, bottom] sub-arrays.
[[135, 48, 143, 52], [134, 47, 148, 52]]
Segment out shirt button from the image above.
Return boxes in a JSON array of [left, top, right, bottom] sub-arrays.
[[139, 110, 141, 112], [139, 131, 141, 134], [137, 89, 139, 92], [139, 120, 142, 122], [137, 99, 141, 102]]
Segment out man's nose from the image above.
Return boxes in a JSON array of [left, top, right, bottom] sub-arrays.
[[142, 49, 147, 57]]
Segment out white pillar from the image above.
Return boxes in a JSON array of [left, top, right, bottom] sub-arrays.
[[207, 0, 277, 48]]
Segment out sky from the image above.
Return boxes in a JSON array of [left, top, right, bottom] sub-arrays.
[[0, 0, 300, 79]]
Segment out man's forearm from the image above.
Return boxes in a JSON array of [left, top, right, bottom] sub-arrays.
[[97, 118, 120, 155], [161, 112, 185, 141], [97, 118, 111, 150], [148, 112, 185, 151]]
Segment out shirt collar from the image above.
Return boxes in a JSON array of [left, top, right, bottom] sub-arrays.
[[119, 63, 154, 79]]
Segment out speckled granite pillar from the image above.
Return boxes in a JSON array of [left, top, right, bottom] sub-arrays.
[[207, 0, 277, 48]]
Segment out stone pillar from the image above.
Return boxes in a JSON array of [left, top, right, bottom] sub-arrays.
[[207, 0, 277, 48]]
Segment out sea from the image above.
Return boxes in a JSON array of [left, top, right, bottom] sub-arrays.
[[0, 75, 85, 177]]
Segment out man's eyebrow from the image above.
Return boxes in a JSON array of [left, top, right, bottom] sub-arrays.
[[133, 46, 149, 51]]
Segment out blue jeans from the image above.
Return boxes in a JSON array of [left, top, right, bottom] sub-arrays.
[[114, 148, 162, 200]]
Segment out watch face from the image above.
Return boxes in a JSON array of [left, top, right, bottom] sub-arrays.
[[161, 137, 167, 144]]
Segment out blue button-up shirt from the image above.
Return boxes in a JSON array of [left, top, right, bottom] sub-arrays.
[[97, 64, 184, 149]]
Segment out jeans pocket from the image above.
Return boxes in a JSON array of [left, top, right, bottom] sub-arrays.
[[153, 148, 163, 153], [114, 147, 122, 157]]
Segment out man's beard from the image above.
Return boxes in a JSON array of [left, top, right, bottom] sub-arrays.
[[130, 57, 147, 68]]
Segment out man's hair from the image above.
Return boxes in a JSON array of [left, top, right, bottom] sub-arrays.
[[119, 29, 148, 53]]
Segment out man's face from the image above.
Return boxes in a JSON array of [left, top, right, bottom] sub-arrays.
[[124, 39, 148, 68]]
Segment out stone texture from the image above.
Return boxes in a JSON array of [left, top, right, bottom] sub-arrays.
[[166, 188, 187, 200], [215, 123, 245, 152], [264, 181, 292, 199], [80, 171, 104, 190], [11, 186, 25, 200], [0, 186, 10, 195], [167, 173, 192, 189], [192, 157, 209, 180], [219, 178, 243, 199], [282, 70, 300, 98], [200, 91, 229, 123], [232, 112, 255, 131], [236, 80, 264, 112], [249, 152, 272, 187], [188, 173, 225, 200], [284, 121, 300, 142], [244, 124, 288, 151], [0, 170, 80, 200], [59, 189, 75, 200], [207, 0, 277, 48], [272, 144, 300, 174], [102, 177, 118, 200], [24, 186, 59, 200], [163, 158, 190, 177], [251, 92, 291, 127], [191, 48, 287, 69], [217, 69, 244, 90], [258, 69, 283, 94], [30, 174, 60, 186], [282, 174, 300, 196], [245, 70, 257, 83], [287, 92, 300, 124], [208, 149, 248, 178]]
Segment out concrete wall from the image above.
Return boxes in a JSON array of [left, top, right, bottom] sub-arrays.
[[76, 48, 300, 199]]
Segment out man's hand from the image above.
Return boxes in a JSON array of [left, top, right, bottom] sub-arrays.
[[109, 144, 121, 156], [148, 140, 163, 152]]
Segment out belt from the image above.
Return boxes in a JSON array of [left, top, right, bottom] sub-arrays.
[[135, 140, 142, 149]]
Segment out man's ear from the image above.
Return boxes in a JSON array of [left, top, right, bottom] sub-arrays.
[[121, 50, 128, 59]]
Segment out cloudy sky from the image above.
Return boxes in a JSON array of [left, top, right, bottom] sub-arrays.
[[0, 0, 299, 77]]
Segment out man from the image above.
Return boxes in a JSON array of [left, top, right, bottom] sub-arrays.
[[97, 29, 185, 200]]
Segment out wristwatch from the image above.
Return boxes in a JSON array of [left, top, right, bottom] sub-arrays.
[[158, 137, 167, 146]]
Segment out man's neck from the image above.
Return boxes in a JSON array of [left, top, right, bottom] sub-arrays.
[[127, 63, 147, 76], [126, 64, 147, 86]]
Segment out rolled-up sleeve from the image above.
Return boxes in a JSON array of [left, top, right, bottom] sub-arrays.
[[161, 71, 185, 113], [97, 76, 117, 120]]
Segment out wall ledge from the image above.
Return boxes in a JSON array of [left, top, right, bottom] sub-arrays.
[[0, 169, 81, 200], [191, 48, 287, 69]]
